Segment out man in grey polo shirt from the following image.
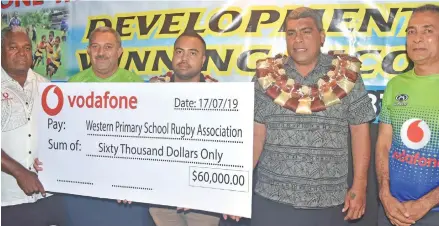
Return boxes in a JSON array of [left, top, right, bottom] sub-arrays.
[[251, 7, 376, 226]]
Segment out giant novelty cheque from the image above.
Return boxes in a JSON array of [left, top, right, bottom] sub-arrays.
[[37, 82, 254, 218]]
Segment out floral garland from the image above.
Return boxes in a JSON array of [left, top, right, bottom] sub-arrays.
[[255, 51, 361, 114], [149, 71, 218, 83]]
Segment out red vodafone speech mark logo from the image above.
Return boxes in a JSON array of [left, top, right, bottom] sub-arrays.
[[400, 119, 431, 150], [42, 85, 64, 116]]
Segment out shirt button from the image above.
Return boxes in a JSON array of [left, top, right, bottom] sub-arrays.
[[25, 102, 29, 105], [29, 151, 32, 154], [28, 118, 30, 121], [28, 167, 31, 170], [28, 134, 31, 137]]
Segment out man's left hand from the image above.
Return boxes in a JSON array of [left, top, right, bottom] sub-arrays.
[[402, 199, 431, 222], [343, 187, 366, 220]]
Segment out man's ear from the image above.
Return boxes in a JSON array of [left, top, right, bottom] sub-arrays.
[[117, 46, 123, 58], [320, 31, 326, 47]]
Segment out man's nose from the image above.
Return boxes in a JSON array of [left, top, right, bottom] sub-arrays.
[[294, 32, 304, 42], [181, 52, 189, 61], [413, 32, 424, 43], [96, 46, 104, 55], [17, 47, 27, 56]]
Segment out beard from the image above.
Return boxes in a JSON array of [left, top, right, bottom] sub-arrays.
[[174, 70, 200, 81]]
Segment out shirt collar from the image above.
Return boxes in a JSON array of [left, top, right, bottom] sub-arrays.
[[1, 67, 36, 85], [170, 73, 206, 83]]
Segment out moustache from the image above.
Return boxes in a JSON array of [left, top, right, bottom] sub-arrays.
[[178, 62, 191, 68], [95, 55, 107, 60]]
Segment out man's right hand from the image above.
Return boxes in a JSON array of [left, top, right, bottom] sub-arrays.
[[223, 214, 241, 222], [15, 168, 46, 196], [380, 192, 415, 226]]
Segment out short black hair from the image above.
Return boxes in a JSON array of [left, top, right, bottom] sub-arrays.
[[174, 30, 206, 53], [286, 7, 323, 32], [413, 4, 439, 14]]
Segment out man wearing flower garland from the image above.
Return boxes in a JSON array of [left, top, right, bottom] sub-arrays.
[[148, 30, 221, 226], [251, 7, 376, 226]]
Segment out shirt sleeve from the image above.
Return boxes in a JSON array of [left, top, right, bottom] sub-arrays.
[[253, 75, 274, 124], [346, 74, 377, 125], [378, 82, 393, 124]]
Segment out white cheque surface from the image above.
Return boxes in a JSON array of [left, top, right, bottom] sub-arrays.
[[37, 82, 254, 218]]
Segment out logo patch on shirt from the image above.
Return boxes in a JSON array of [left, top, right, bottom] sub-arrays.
[[2, 92, 13, 101], [401, 118, 431, 150], [394, 94, 408, 106]]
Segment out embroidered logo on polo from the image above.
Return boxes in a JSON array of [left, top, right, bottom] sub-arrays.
[[394, 94, 409, 106], [2, 92, 13, 101]]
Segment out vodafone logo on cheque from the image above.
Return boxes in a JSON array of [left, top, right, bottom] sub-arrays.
[[41, 85, 138, 116], [400, 118, 431, 150]]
